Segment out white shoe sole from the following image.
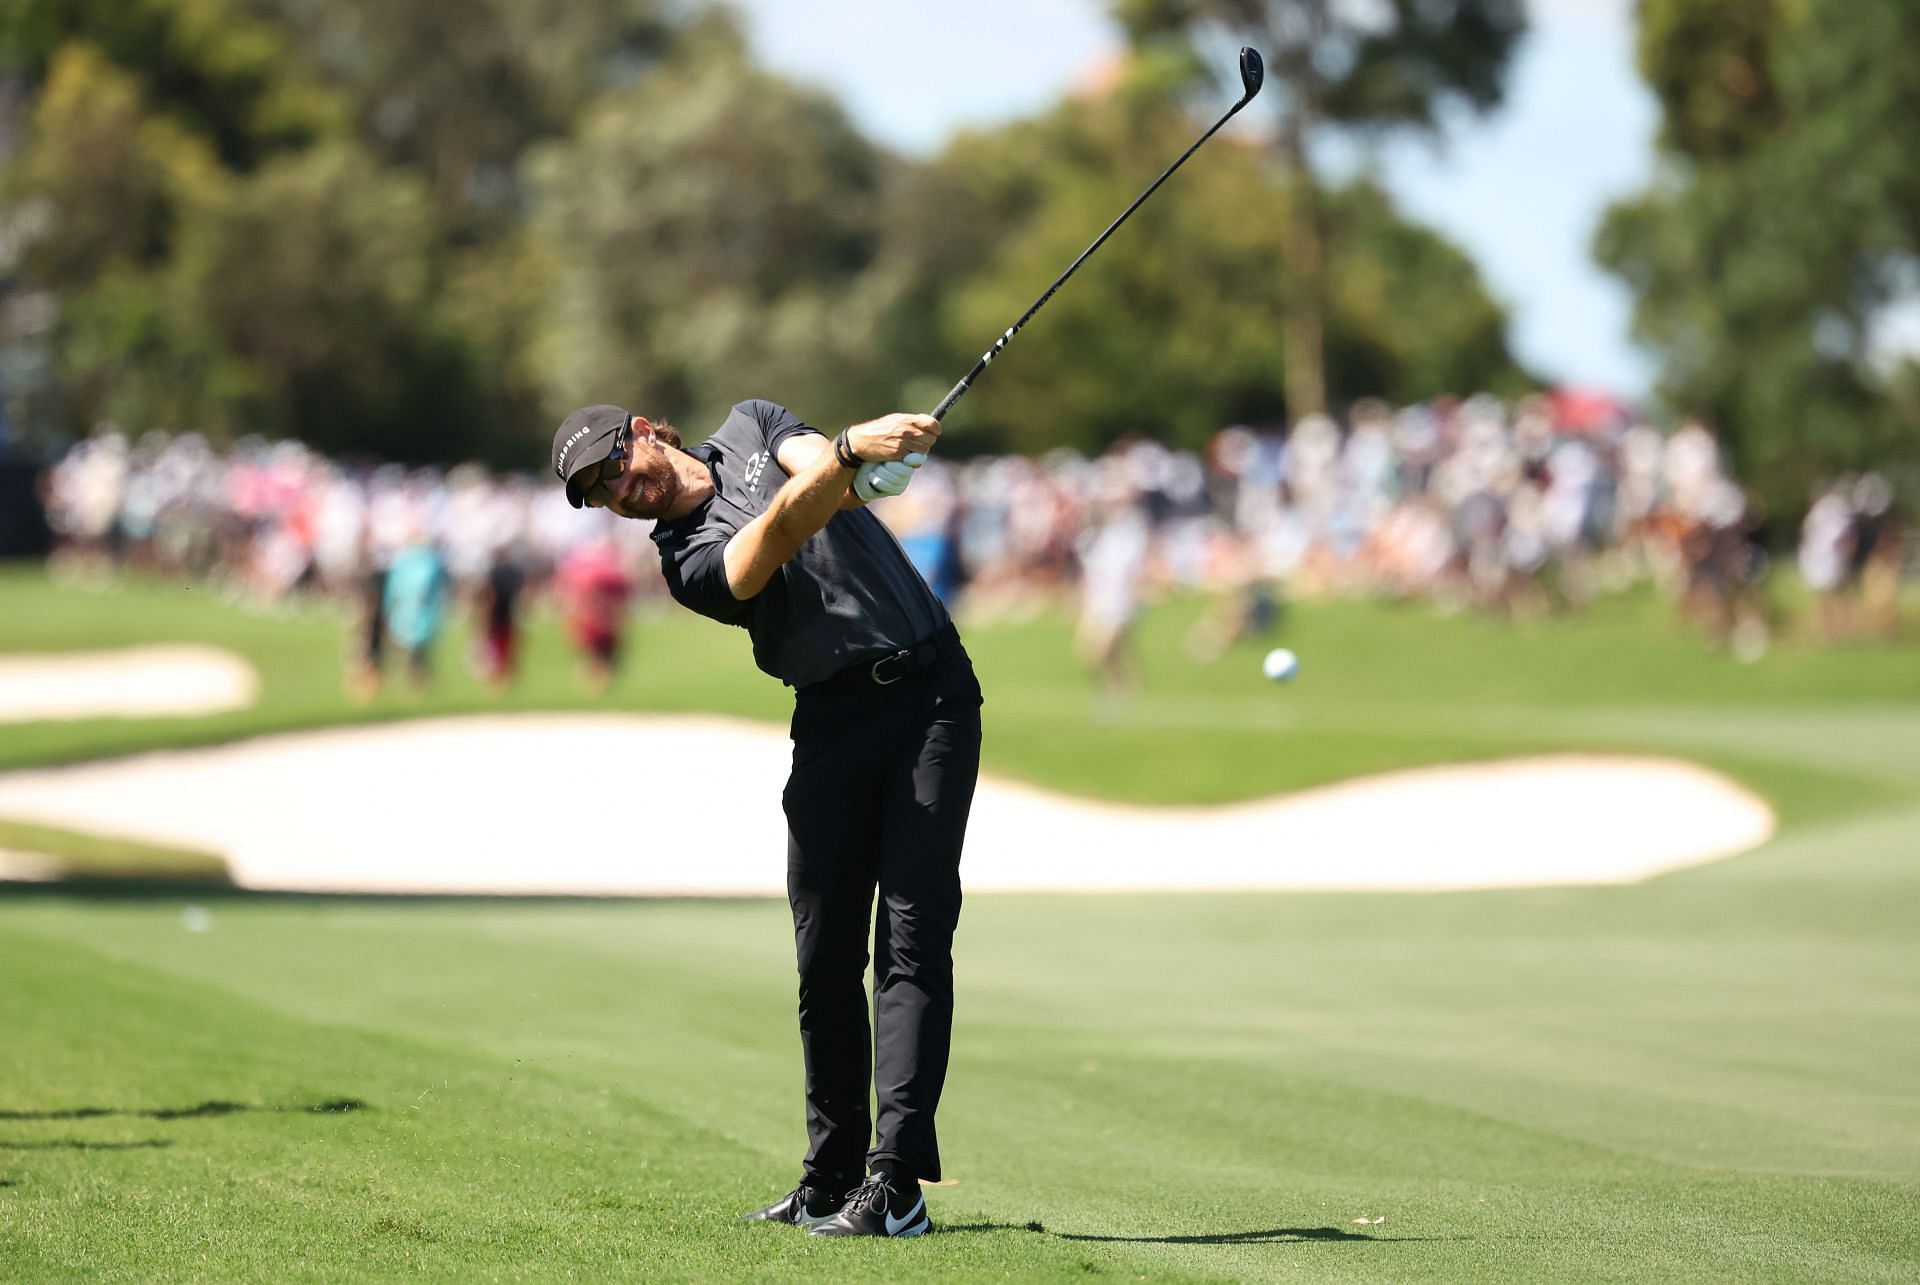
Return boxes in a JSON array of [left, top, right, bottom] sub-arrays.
[[808, 1214, 934, 1238]]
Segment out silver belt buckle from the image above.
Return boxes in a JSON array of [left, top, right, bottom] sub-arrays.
[[871, 651, 907, 685]]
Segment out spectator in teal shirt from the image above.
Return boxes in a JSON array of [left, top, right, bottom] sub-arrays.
[[383, 536, 450, 690]]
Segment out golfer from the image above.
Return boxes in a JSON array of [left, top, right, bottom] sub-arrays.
[[551, 399, 981, 1239]]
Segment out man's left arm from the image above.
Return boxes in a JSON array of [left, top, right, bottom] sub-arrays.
[[774, 433, 871, 509], [722, 412, 938, 600], [755, 400, 920, 507]]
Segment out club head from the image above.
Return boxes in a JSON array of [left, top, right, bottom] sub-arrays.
[[1238, 46, 1265, 105]]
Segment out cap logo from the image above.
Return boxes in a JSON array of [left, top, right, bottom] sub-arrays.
[[555, 423, 597, 478]]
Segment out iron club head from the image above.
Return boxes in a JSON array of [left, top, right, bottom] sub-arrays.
[[1238, 46, 1265, 105]]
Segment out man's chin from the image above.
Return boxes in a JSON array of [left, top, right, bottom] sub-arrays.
[[611, 478, 679, 521], [607, 498, 654, 521]]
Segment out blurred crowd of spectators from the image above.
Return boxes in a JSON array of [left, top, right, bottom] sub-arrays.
[[872, 392, 1909, 671], [38, 391, 1910, 690], [39, 431, 654, 696]]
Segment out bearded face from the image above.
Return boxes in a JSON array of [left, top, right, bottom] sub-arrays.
[[603, 419, 684, 520]]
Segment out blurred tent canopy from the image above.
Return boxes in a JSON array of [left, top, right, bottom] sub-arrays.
[[0, 0, 1533, 465]]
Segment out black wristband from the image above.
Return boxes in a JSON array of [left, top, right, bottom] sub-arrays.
[[832, 431, 860, 469]]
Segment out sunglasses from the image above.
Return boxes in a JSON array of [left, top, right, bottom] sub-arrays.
[[581, 427, 631, 508]]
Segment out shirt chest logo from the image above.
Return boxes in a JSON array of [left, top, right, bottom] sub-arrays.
[[743, 450, 770, 491]]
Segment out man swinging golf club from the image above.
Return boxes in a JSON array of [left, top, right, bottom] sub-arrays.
[[553, 399, 979, 1238], [551, 43, 1264, 1240]]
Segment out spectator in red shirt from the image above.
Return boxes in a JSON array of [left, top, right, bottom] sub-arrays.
[[554, 538, 635, 695]]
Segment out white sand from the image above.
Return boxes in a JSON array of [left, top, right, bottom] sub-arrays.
[[0, 849, 60, 881], [0, 645, 258, 723], [0, 714, 1776, 895]]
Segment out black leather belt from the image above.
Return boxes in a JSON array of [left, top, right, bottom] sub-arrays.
[[810, 623, 958, 692]]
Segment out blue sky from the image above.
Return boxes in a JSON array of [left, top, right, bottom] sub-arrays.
[[726, 0, 1659, 398]]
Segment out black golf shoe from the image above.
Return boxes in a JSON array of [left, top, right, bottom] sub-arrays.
[[807, 1171, 932, 1238], [740, 1183, 846, 1229]]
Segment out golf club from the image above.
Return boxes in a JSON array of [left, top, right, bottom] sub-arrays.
[[927, 46, 1265, 423]]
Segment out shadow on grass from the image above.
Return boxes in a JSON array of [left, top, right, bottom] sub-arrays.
[[0, 1098, 366, 1121], [0, 880, 779, 906], [1056, 1226, 1384, 1245], [0, 1139, 171, 1151], [1, 1100, 365, 1156], [943, 1221, 1398, 1245]]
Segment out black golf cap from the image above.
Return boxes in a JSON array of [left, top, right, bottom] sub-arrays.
[[552, 405, 630, 508]]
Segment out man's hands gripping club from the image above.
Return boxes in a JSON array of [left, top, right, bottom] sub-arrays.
[[846, 411, 941, 461], [846, 412, 936, 503], [853, 455, 929, 502]]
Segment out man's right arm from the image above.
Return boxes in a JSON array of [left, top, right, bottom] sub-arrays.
[[722, 412, 939, 600]]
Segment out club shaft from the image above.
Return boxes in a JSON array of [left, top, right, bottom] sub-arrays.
[[930, 97, 1249, 423]]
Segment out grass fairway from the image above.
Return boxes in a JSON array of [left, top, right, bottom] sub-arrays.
[[4, 879, 1918, 1281], [3, 566, 1919, 1279]]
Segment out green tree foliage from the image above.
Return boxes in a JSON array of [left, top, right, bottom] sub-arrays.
[[1111, 0, 1527, 420], [1322, 180, 1520, 406], [2, 0, 1525, 463], [6, 39, 484, 455], [521, 34, 906, 436], [166, 143, 485, 458], [1633, 0, 1786, 162], [3, 0, 344, 166], [251, 0, 682, 231], [1114, 0, 1526, 128], [921, 78, 1524, 453], [10, 44, 221, 286], [2, 0, 696, 459], [10, 44, 228, 435], [1597, 0, 1920, 518]]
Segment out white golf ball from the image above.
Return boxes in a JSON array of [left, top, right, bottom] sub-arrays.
[[1262, 647, 1299, 682]]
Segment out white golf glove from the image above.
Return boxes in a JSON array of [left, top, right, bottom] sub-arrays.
[[852, 452, 927, 503]]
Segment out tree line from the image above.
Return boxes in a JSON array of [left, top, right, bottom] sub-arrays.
[[1, 0, 1528, 466], [1598, 0, 1920, 519], [8, 0, 1909, 520]]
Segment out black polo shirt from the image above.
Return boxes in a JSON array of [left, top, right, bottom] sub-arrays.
[[651, 400, 949, 687]]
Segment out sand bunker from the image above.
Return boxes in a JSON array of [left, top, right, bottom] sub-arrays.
[[0, 645, 259, 723], [0, 849, 59, 881], [0, 714, 1775, 894]]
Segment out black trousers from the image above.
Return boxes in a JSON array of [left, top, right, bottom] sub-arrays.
[[782, 632, 982, 1189]]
